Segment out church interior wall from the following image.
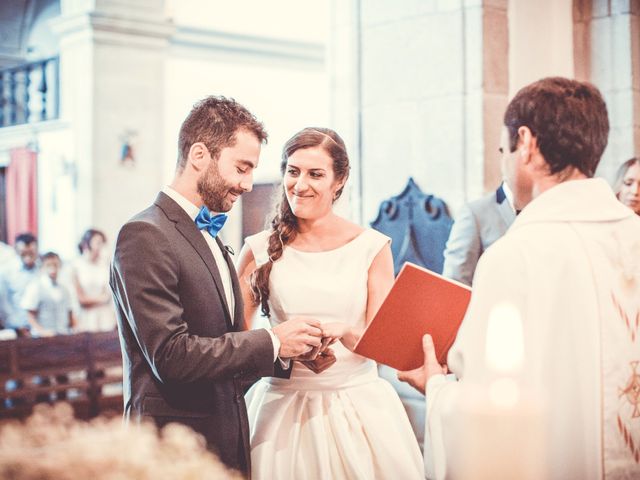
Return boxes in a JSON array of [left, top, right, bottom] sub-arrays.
[[1, 0, 638, 257]]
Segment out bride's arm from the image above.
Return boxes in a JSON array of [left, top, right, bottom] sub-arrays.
[[323, 243, 395, 350], [365, 243, 395, 325], [236, 244, 260, 330]]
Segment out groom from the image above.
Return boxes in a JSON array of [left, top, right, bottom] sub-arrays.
[[110, 96, 323, 476]]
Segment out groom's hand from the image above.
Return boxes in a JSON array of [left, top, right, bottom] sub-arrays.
[[273, 316, 323, 358]]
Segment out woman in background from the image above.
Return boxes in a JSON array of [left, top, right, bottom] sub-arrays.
[[613, 157, 640, 215], [238, 127, 423, 480], [72, 229, 116, 331]]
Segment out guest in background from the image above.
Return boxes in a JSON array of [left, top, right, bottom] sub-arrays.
[[21, 252, 76, 337], [399, 77, 640, 479], [0, 234, 38, 404], [613, 157, 640, 215], [72, 229, 116, 331], [0, 278, 11, 332], [0, 242, 17, 330], [0, 241, 18, 273], [1, 233, 39, 336], [442, 175, 517, 287], [20, 252, 75, 402]]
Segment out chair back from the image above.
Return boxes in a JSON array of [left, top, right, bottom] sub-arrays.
[[371, 178, 453, 275]]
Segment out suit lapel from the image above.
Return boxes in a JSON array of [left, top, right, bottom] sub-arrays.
[[155, 193, 233, 330], [495, 188, 516, 229]]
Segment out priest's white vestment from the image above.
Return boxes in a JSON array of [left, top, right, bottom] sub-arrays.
[[426, 178, 640, 479]]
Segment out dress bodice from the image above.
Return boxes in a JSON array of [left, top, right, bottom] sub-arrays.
[[245, 228, 390, 389]]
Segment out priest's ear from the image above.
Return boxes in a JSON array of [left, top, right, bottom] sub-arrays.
[[517, 126, 539, 165]]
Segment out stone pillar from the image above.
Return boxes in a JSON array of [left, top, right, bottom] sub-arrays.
[[509, 0, 574, 95], [574, 0, 640, 179], [329, 0, 362, 221], [51, 0, 173, 243], [329, 0, 509, 223], [481, 0, 509, 196]]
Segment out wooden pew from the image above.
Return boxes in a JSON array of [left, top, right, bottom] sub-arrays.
[[0, 330, 123, 420]]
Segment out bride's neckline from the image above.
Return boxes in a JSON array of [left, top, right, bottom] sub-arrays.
[[286, 229, 368, 254]]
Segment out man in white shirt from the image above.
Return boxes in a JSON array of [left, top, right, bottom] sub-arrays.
[[110, 96, 323, 476], [399, 77, 640, 479], [21, 251, 75, 336], [1, 233, 39, 334], [0, 240, 18, 273]]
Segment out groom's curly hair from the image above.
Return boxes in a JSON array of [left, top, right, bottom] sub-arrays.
[[249, 127, 350, 318], [176, 96, 267, 171]]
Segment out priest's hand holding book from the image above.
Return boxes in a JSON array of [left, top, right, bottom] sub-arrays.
[[397, 334, 448, 395], [353, 263, 471, 373]]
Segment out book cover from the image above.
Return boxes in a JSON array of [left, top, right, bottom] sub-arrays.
[[354, 262, 471, 371]]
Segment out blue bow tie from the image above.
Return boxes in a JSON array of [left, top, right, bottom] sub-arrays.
[[195, 206, 227, 238]]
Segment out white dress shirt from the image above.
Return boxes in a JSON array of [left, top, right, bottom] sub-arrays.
[[162, 186, 280, 360], [501, 181, 516, 213], [21, 274, 72, 334], [163, 186, 234, 316]]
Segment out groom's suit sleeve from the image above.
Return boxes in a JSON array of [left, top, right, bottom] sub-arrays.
[[111, 220, 277, 383]]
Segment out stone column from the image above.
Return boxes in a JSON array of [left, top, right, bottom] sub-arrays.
[[51, 0, 173, 243], [574, 0, 640, 179], [329, 0, 509, 222], [329, 0, 362, 221], [509, 0, 574, 95], [481, 0, 509, 196]]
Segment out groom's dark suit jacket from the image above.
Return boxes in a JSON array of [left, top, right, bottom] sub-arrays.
[[110, 192, 286, 475]]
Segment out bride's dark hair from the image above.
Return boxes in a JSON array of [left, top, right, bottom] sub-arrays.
[[249, 127, 350, 317]]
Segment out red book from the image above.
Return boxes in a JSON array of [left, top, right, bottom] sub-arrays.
[[354, 262, 472, 371]]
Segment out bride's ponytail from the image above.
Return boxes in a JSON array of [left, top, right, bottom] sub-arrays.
[[249, 192, 297, 318]]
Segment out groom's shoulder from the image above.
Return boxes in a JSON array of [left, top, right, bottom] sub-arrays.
[[115, 202, 169, 247], [120, 204, 164, 231], [125, 192, 178, 227], [130, 203, 163, 224]]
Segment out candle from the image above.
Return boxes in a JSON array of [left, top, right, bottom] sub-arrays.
[[449, 302, 547, 480]]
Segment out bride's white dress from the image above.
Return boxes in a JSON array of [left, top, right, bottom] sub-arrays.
[[245, 228, 424, 480]]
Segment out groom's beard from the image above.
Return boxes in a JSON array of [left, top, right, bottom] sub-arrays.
[[197, 160, 239, 212]]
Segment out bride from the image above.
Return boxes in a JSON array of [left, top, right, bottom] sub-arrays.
[[237, 127, 423, 479]]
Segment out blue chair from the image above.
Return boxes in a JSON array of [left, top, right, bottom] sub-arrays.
[[371, 177, 452, 275]]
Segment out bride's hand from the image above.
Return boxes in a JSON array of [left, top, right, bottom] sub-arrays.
[[321, 322, 349, 348]]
